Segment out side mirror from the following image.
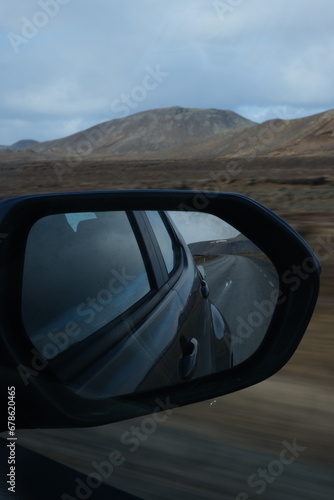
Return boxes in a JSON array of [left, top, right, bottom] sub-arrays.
[[0, 191, 320, 429]]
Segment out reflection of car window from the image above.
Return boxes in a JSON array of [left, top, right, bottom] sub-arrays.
[[22, 211, 151, 358], [145, 211, 175, 274]]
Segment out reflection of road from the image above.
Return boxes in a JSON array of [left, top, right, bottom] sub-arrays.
[[203, 255, 279, 365]]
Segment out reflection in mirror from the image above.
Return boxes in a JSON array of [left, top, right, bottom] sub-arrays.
[[168, 211, 279, 364], [22, 210, 279, 399]]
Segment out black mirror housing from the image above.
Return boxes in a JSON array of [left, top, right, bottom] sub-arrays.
[[0, 190, 320, 429]]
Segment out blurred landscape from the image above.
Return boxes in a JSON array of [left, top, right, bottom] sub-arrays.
[[1, 107, 333, 498]]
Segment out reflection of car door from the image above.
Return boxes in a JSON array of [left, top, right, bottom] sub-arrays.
[[22, 211, 153, 352], [42, 210, 187, 398], [66, 212, 198, 395], [22, 211, 159, 397], [69, 210, 212, 397], [22, 209, 215, 398], [136, 211, 215, 389]]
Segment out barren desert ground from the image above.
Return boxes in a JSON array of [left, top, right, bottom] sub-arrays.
[[1, 154, 333, 499]]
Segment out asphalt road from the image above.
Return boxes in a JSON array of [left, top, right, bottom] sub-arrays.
[[202, 255, 279, 365]]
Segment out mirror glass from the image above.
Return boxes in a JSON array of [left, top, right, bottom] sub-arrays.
[[22, 210, 279, 398]]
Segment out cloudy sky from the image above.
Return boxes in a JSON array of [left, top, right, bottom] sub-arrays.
[[1, 0, 334, 145]]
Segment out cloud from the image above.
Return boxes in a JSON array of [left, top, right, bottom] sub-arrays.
[[1, 0, 334, 143], [6, 79, 107, 116]]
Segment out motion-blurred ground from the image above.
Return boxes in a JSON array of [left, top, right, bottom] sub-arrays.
[[1, 155, 333, 499]]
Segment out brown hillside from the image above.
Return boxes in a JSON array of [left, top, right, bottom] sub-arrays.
[[27, 106, 255, 157]]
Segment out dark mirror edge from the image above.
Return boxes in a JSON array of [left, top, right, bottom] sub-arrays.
[[0, 190, 320, 429]]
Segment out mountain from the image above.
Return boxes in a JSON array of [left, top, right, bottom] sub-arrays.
[[9, 107, 334, 160], [8, 140, 39, 151], [27, 107, 255, 156], [167, 108, 334, 159], [189, 233, 261, 257]]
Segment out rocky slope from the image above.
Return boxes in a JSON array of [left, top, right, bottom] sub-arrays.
[[3, 107, 334, 161], [26, 106, 255, 157]]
